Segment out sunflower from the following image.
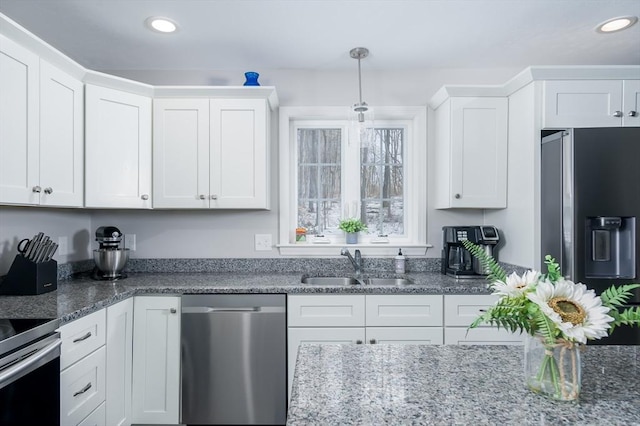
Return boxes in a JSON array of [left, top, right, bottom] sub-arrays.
[[491, 270, 539, 298], [527, 278, 614, 344]]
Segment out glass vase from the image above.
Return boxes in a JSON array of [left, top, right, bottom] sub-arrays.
[[243, 71, 260, 86], [524, 334, 581, 401]]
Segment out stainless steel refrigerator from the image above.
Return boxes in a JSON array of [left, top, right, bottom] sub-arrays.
[[541, 127, 640, 345]]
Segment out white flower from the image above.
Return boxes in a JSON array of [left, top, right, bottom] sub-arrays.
[[527, 278, 614, 344], [491, 270, 539, 298]]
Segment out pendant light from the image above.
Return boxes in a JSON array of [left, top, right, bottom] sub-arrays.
[[349, 47, 374, 145]]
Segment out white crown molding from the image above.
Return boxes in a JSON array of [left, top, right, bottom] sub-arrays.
[[153, 86, 279, 108]]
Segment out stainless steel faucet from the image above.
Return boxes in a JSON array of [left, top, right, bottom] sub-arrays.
[[341, 248, 362, 274]]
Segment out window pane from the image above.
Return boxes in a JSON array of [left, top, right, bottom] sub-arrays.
[[360, 128, 404, 236], [297, 128, 342, 235]]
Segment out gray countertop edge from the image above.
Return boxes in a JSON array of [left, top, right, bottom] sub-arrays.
[[0, 271, 493, 323]]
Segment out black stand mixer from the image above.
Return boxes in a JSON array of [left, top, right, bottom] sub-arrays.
[[91, 226, 129, 280]]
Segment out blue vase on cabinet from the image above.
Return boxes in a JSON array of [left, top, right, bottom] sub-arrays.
[[244, 72, 260, 86]]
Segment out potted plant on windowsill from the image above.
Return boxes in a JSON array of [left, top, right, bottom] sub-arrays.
[[338, 218, 367, 244]]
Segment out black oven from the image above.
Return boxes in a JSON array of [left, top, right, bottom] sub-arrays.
[[0, 318, 61, 426]]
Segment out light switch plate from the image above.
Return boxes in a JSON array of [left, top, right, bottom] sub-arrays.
[[125, 234, 136, 251], [58, 236, 68, 256], [255, 234, 272, 251]]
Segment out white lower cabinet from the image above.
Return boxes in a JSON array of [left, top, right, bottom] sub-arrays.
[[131, 296, 181, 425], [287, 294, 444, 396], [105, 299, 133, 426], [59, 310, 107, 426], [443, 294, 524, 345], [77, 402, 106, 426]]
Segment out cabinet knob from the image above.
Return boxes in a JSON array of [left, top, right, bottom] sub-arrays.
[[199, 194, 206, 200], [356, 340, 363, 344], [612, 110, 623, 118], [44, 187, 53, 194], [369, 339, 377, 344], [141, 194, 149, 200], [629, 111, 638, 117], [210, 194, 218, 200], [32, 186, 42, 193], [170, 308, 177, 314], [454, 193, 461, 199]]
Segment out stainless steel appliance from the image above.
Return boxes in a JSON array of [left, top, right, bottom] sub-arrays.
[[0, 318, 61, 425], [92, 226, 129, 280], [541, 128, 640, 344], [441, 226, 501, 278], [181, 294, 287, 425]]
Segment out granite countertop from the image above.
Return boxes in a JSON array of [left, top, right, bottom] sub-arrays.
[[287, 344, 640, 425], [0, 271, 492, 323]]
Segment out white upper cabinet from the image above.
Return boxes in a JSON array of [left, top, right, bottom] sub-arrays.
[[433, 96, 508, 209], [0, 35, 83, 207], [85, 84, 152, 208], [543, 80, 640, 128], [153, 97, 270, 209]]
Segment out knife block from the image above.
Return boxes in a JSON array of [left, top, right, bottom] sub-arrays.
[[0, 255, 58, 295]]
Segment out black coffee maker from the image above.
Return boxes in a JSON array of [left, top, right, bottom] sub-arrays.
[[441, 226, 500, 278]]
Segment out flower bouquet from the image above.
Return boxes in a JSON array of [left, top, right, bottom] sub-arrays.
[[463, 240, 640, 401]]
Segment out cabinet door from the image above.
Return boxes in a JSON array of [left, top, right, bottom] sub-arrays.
[[623, 80, 640, 127], [444, 327, 524, 345], [366, 327, 443, 345], [131, 296, 180, 425], [77, 402, 106, 426], [444, 294, 498, 327], [543, 80, 624, 128], [287, 295, 365, 327], [0, 34, 39, 205], [287, 327, 365, 398], [106, 299, 133, 426], [85, 85, 152, 208], [39, 60, 83, 207], [366, 295, 443, 327], [449, 97, 508, 208], [60, 309, 106, 371], [153, 98, 210, 208], [210, 98, 269, 209]]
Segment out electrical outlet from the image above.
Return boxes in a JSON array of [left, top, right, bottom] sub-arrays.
[[58, 236, 68, 256], [125, 234, 136, 251], [255, 234, 272, 251]]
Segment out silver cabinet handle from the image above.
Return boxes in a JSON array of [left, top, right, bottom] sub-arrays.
[[454, 193, 461, 199], [32, 186, 41, 193], [210, 194, 218, 200], [170, 308, 177, 314], [72, 332, 92, 343], [44, 187, 53, 194], [73, 382, 92, 397], [629, 111, 638, 117], [198, 194, 206, 200], [356, 340, 363, 344], [141, 194, 149, 200], [613, 110, 623, 117], [369, 339, 377, 344]]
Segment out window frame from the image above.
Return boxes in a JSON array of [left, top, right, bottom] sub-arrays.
[[278, 106, 428, 256]]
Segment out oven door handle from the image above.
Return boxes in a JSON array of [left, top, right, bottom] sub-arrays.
[[0, 338, 62, 389]]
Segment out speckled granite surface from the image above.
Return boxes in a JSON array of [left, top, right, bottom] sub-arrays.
[[287, 344, 640, 425], [0, 270, 493, 323]]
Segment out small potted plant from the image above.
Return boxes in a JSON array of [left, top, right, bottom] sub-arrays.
[[338, 218, 367, 244]]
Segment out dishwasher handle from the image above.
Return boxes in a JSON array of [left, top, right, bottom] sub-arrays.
[[182, 306, 284, 314]]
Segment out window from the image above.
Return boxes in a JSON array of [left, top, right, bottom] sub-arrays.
[[279, 107, 427, 256]]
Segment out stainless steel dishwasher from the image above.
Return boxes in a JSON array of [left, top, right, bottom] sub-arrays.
[[181, 294, 287, 425]]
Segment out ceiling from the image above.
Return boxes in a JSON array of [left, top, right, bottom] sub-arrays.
[[1, 0, 639, 72]]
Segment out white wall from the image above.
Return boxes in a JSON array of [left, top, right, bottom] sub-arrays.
[[0, 66, 527, 270]]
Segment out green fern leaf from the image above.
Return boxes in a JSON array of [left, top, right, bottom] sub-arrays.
[[601, 284, 640, 308], [461, 240, 507, 283]]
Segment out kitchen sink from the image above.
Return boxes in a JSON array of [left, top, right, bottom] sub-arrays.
[[363, 278, 415, 286], [300, 276, 364, 285]]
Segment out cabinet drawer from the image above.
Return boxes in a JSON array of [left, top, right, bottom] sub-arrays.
[[77, 402, 106, 426], [444, 327, 524, 345], [444, 294, 498, 327], [288, 295, 365, 327], [60, 310, 106, 370], [60, 346, 106, 426], [366, 295, 443, 326], [366, 327, 443, 345]]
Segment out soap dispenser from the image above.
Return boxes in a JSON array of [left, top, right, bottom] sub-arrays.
[[394, 248, 406, 274]]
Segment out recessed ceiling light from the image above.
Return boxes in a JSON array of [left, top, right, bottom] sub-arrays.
[[595, 16, 638, 33], [145, 17, 178, 33]]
